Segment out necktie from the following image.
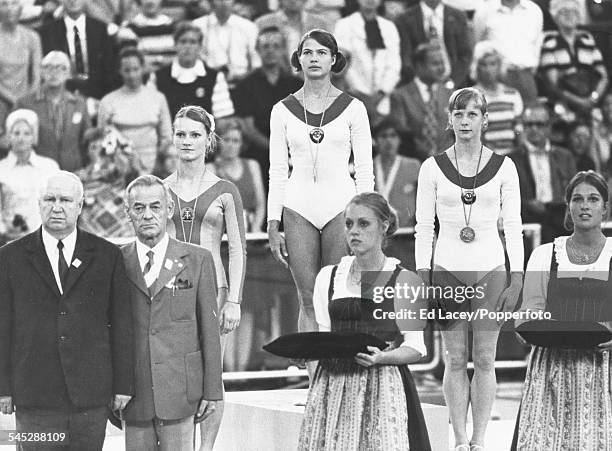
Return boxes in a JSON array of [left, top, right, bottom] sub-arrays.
[[143, 250, 154, 276], [57, 240, 69, 290], [73, 25, 85, 75], [422, 84, 439, 156]]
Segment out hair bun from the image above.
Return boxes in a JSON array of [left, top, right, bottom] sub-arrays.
[[386, 205, 399, 237]]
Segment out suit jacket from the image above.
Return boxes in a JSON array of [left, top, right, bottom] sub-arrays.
[[389, 80, 454, 161], [121, 238, 223, 421], [395, 4, 472, 87], [0, 228, 134, 409], [38, 16, 118, 99], [15, 90, 90, 171], [510, 143, 577, 221]]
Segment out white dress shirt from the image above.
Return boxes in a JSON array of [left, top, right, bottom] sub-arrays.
[[526, 140, 553, 203], [414, 76, 439, 103], [473, 0, 543, 69], [334, 12, 401, 95], [194, 13, 260, 80], [136, 232, 169, 288], [42, 227, 77, 294], [64, 14, 89, 74]]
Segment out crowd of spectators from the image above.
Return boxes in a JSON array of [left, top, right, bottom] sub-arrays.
[[0, 0, 611, 245]]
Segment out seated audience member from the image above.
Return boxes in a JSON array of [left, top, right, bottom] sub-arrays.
[[334, 0, 401, 121], [390, 43, 453, 161], [213, 119, 266, 232], [99, 47, 172, 175], [15, 51, 90, 172], [83, 0, 135, 25], [567, 121, 598, 171], [472, 41, 523, 155], [510, 101, 576, 242], [75, 127, 135, 237], [233, 26, 302, 192], [593, 90, 612, 173], [193, 0, 260, 87], [394, 0, 472, 87], [473, 0, 543, 102], [0, 109, 59, 242], [255, 0, 332, 66], [155, 21, 234, 118], [373, 118, 420, 227], [539, 0, 609, 122], [0, 0, 42, 134], [39, 0, 119, 100], [118, 0, 176, 73]]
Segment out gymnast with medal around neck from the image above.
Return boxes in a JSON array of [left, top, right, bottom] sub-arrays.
[[267, 29, 375, 379], [414, 87, 524, 451]]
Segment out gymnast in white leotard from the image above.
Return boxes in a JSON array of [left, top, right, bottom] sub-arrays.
[[267, 30, 374, 378], [415, 88, 524, 450]]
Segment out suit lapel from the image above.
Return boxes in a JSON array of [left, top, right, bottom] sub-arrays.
[[150, 239, 188, 299], [408, 82, 428, 115], [26, 229, 61, 298], [57, 20, 70, 54], [62, 229, 95, 295], [123, 241, 150, 298]]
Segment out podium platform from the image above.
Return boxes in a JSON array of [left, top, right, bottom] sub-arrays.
[[215, 389, 449, 451]]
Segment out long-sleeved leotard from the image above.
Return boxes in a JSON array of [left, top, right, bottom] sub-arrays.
[[415, 152, 524, 274], [166, 176, 247, 304], [268, 92, 375, 229]]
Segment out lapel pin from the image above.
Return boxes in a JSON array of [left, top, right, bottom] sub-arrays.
[[164, 259, 173, 270], [72, 258, 82, 268]]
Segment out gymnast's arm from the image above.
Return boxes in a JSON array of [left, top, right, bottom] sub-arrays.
[[350, 100, 375, 193]]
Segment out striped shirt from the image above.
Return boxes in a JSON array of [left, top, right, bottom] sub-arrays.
[[540, 30, 604, 73], [475, 83, 523, 155]]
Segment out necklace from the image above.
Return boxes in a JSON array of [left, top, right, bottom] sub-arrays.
[[567, 235, 606, 264], [348, 254, 387, 285], [175, 168, 206, 244], [453, 145, 483, 243], [302, 84, 332, 182]]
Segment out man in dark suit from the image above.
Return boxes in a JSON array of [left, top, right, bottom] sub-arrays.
[[510, 102, 577, 243], [395, 0, 472, 87], [15, 51, 90, 172], [390, 43, 454, 161], [38, 0, 118, 99], [0, 171, 134, 451], [121, 175, 222, 450]]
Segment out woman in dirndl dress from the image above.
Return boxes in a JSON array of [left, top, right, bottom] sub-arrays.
[[298, 192, 431, 450], [512, 170, 612, 450]]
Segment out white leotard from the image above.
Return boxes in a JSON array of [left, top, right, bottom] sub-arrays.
[[415, 152, 524, 273], [268, 92, 375, 230]]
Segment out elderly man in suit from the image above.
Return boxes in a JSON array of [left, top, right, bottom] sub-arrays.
[[390, 43, 454, 161], [395, 0, 472, 87], [38, 0, 118, 100], [0, 171, 134, 451], [511, 102, 577, 243], [122, 175, 222, 451], [15, 51, 90, 172]]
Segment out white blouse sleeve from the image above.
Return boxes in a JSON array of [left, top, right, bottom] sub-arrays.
[[395, 270, 428, 357], [267, 103, 289, 222], [313, 266, 333, 332], [515, 243, 552, 327], [500, 158, 524, 272], [349, 100, 375, 193], [414, 157, 437, 270]]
